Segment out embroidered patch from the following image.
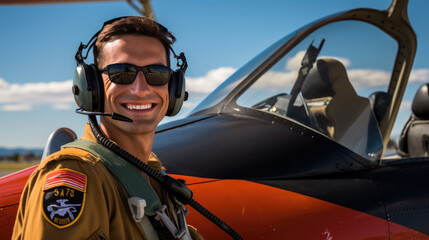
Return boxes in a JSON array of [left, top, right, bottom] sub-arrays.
[[42, 169, 87, 228]]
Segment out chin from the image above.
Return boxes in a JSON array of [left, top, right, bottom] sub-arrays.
[[124, 118, 160, 134]]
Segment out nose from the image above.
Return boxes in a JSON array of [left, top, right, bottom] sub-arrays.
[[129, 71, 150, 95]]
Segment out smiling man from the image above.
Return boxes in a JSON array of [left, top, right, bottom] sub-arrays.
[[12, 17, 202, 240], [99, 34, 170, 163]]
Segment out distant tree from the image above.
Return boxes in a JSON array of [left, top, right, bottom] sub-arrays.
[[35, 154, 42, 161], [12, 153, 24, 162], [24, 152, 35, 161]]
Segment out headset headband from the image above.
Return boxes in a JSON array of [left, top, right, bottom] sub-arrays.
[[74, 16, 187, 73]]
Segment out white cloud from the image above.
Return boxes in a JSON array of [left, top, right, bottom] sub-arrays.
[[52, 103, 74, 110], [186, 67, 236, 96], [347, 69, 391, 89], [182, 100, 198, 109], [1, 104, 32, 111], [399, 100, 412, 112], [177, 67, 236, 115], [409, 69, 429, 83], [0, 79, 74, 111], [286, 51, 351, 71], [347, 68, 429, 90], [250, 70, 296, 90], [285, 51, 305, 71], [0, 77, 9, 88]]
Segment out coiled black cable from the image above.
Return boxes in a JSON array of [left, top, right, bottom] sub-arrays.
[[188, 199, 242, 240], [88, 115, 243, 240]]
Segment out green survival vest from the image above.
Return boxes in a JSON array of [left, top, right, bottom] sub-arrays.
[[62, 139, 166, 239]]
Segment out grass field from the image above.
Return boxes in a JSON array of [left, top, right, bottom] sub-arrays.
[[0, 161, 38, 177]]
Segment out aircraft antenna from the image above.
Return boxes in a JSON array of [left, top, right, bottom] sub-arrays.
[[127, 0, 155, 19]]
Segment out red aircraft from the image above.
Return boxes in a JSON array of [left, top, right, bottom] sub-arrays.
[[1, 0, 428, 239]]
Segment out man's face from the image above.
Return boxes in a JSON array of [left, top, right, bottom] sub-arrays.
[[99, 35, 169, 136]]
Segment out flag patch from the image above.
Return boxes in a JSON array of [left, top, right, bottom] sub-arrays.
[[44, 169, 87, 192]]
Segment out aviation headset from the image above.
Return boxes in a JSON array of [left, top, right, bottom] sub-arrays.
[[72, 16, 188, 117]]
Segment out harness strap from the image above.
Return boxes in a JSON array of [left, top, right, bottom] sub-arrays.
[[63, 139, 162, 215], [62, 139, 162, 239], [63, 139, 193, 240]]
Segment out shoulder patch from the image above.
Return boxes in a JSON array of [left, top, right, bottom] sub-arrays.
[[42, 169, 87, 228]]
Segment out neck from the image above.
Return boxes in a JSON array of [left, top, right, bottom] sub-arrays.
[[99, 121, 154, 164]]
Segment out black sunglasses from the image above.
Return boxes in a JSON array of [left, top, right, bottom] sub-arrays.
[[99, 63, 172, 86]]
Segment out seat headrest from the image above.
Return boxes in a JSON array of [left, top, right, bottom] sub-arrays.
[[369, 91, 392, 124], [301, 59, 335, 99], [301, 58, 356, 99], [412, 83, 429, 119]]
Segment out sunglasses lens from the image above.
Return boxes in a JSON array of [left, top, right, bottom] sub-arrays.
[[146, 65, 171, 86], [105, 64, 171, 86], [108, 64, 137, 84]]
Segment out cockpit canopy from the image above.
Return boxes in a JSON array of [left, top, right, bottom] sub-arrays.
[[190, 19, 403, 162]]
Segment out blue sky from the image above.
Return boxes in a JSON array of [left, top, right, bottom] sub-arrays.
[[0, 0, 428, 148]]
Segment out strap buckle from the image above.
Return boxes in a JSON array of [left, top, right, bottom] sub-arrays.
[[128, 196, 147, 222], [155, 205, 192, 240]]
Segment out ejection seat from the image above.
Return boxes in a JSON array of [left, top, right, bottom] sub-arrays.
[[302, 58, 380, 157], [399, 83, 429, 157], [41, 128, 77, 161]]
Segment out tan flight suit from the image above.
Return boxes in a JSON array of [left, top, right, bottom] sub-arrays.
[[12, 124, 202, 240]]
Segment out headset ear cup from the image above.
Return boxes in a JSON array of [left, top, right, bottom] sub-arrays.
[[72, 63, 104, 112], [73, 63, 92, 111], [166, 71, 186, 116], [89, 64, 104, 112]]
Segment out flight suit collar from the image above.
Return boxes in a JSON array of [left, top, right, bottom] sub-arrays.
[[81, 123, 163, 172]]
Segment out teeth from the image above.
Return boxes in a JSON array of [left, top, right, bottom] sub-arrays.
[[126, 104, 152, 110]]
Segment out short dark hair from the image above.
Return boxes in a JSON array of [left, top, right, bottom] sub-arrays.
[[94, 16, 176, 68]]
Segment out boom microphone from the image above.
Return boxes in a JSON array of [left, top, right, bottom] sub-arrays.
[[75, 108, 133, 122]]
